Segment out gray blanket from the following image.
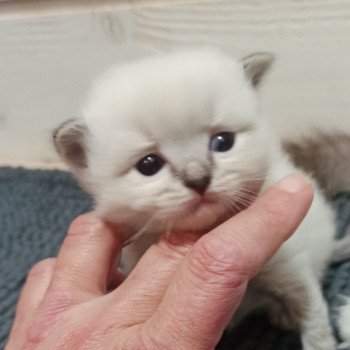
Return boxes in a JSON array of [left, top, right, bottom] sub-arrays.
[[0, 167, 349, 349]]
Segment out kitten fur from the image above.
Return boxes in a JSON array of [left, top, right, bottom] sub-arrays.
[[54, 48, 350, 349], [339, 299, 350, 346], [283, 132, 350, 199]]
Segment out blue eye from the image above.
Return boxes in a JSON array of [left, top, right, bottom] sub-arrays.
[[209, 132, 235, 152], [136, 154, 165, 176]]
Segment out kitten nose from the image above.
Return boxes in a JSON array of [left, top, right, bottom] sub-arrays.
[[184, 176, 211, 195]]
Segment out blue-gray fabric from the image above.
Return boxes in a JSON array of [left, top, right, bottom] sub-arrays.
[[0, 167, 349, 349]]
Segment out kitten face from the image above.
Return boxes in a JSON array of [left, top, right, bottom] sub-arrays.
[[54, 49, 273, 240]]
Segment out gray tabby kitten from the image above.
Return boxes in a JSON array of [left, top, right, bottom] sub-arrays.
[[53, 49, 350, 349]]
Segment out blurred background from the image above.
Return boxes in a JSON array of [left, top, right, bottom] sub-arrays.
[[0, 0, 349, 169]]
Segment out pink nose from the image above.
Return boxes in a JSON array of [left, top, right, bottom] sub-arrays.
[[184, 176, 211, 195]]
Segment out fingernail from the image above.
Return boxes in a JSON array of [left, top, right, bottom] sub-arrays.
[[275, 174, 309, 193]]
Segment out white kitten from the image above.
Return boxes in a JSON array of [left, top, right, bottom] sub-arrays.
[[54, 48, 349, 349]]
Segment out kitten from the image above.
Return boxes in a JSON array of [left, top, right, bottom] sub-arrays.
[[53, 49, 349, 349]]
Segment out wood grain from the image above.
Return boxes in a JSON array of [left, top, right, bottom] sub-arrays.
[[0, 0, 349, 168]]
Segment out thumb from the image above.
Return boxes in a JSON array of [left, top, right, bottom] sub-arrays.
[[145, 174, 313, 350]]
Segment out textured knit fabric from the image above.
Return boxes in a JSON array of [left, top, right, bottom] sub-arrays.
[[0, 167, 349, 349], [0, 168, 92, 348]]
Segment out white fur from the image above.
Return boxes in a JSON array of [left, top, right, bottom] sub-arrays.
[[61, 49, 344, 349], [81, 49, 269, 236], [339, 300, 350, 346]]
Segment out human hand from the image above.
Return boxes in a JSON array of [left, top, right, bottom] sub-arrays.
[[6, 174, 313, 350]]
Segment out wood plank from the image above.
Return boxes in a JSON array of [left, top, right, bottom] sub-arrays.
[[0, 0, 349, 168], [0, 0, 202, 19]]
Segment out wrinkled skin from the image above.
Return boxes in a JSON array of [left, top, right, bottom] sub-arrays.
[[6, 174, 312, 350]]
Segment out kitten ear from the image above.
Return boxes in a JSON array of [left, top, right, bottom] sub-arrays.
[[242, 52, 274, 88], [53, 119, 88, 170]]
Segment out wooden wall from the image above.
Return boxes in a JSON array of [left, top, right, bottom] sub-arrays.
[[0, 0, 349, 168]]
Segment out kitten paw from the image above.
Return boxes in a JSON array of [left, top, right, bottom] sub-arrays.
[[302, 338, 336, 350], [302, 325, 336, 350]]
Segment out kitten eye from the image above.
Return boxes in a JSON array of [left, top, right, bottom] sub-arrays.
[[209, 132, 235, 152], [136, 154, 165, 176]]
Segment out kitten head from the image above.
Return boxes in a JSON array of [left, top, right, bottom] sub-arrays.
[[54, 49, 274, 241]]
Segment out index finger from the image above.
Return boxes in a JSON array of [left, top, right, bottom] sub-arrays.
[[144, 174, 314, 349], [50, 213, 122, 297]]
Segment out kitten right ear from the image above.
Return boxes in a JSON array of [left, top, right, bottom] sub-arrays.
[[53, 119, 88, 170], [242, 52, 274, 88]]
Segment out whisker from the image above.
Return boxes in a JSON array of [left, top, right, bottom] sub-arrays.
[[236, 191, 257, 204], [239, 176, 266, 182], [236, 189, 257, 198], [236, 195, 257, 204], [122, 212, 160, 247], [238, 187, 260, 195], [222, 196, 241, 214]]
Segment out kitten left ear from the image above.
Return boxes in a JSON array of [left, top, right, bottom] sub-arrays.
[[53, 118, 88, 170], [241, 52, 274, 88]]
